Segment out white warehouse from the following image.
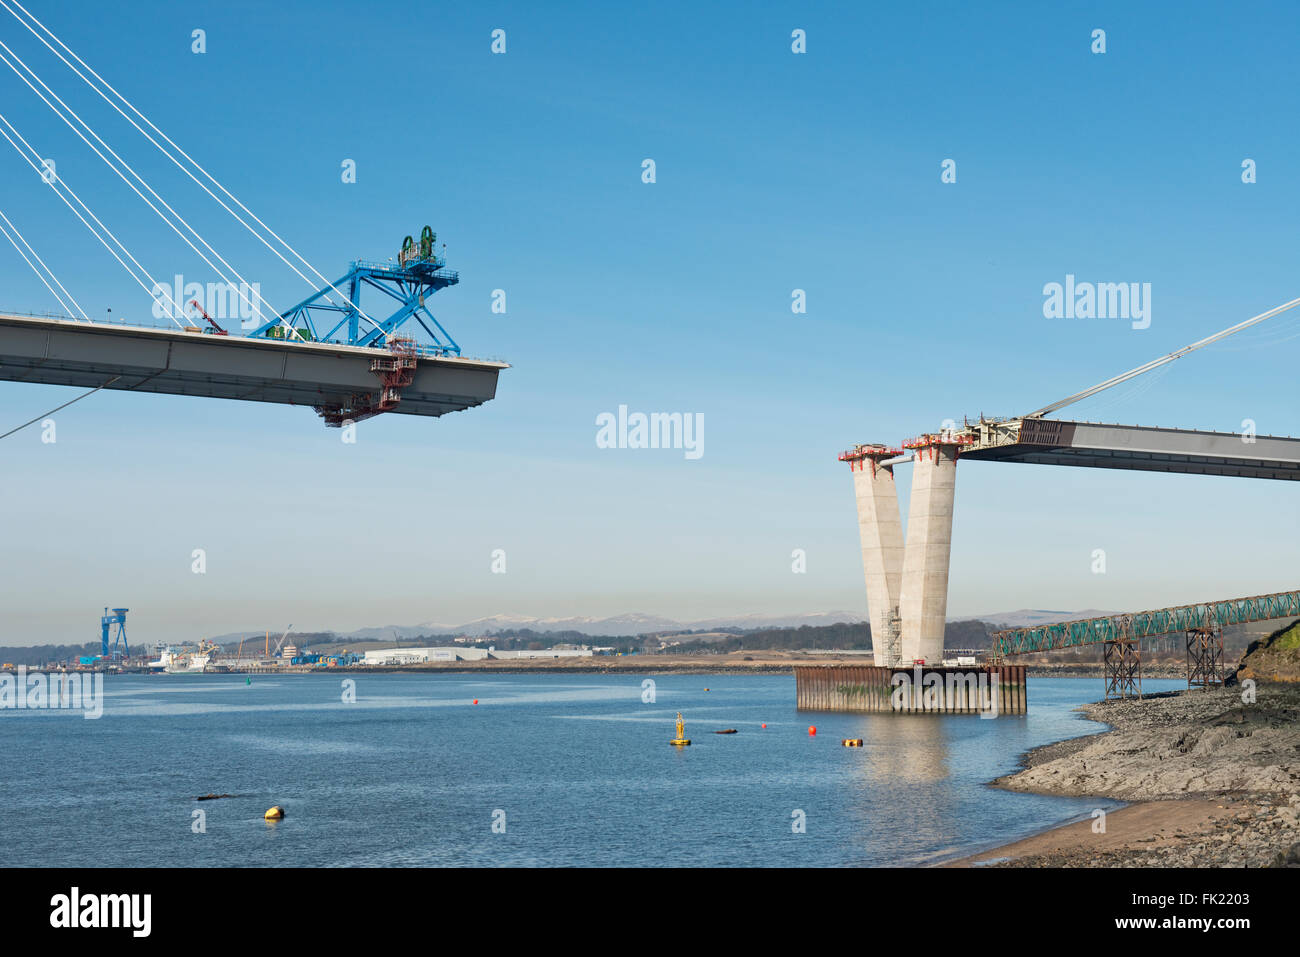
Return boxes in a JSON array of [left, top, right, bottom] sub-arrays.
[[362, 647, 493, 665], [361, 646, 594, 665]]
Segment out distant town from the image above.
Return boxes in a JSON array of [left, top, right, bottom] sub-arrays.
[[0, 617, 1276, 676]]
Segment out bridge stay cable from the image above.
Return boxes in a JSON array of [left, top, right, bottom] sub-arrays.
[[0, 41, 296, 336], [0, 34, 287, 333], [1027, 294, 1300, 418], [0, 375, 120, 441], [0, 0, 388, 341], [0, 114, 190, 326], [0, 205, 86, 319]]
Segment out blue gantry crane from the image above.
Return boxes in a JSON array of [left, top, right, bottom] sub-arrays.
[[244, 226, 462, 355], [101, 607, 129, 659]]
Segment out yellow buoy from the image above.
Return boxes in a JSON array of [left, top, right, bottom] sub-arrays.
[[264, 805, 285, 820], [669, 711, 691, 747]]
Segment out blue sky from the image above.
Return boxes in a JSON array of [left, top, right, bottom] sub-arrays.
[[1, 1, 1297, 645]]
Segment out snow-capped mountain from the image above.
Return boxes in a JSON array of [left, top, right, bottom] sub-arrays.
[[338, 610, 868, 639]]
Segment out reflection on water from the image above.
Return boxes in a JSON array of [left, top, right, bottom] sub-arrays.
[[0, 673, 1183, 866]]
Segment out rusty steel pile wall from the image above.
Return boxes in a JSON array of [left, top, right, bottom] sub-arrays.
[[793, 664, 1027, 714]]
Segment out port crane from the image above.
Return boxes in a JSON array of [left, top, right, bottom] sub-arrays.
[[100, 607, 128, 659]]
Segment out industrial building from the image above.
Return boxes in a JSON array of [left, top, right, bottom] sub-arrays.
[[489, 648, 594, 660], [360, 646, 593, 665], [362, 647, 488, 665]]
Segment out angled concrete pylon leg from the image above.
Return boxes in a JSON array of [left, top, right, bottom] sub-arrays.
[[843, 446, 905, 667], [899, 439, 960, 665]]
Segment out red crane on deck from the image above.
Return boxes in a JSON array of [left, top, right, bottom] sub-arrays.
[[188, 299, 228, 335]]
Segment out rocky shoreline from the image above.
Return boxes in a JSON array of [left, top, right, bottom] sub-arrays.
[[976, 684, 1300, 867]]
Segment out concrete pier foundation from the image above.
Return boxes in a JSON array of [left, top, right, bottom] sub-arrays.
[[794, 664, 1027, 715], [899, 440, 960, 665], [844, 446, 906, 666]]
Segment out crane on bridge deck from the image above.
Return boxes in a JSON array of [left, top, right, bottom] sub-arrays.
[[187, 299, 227, 335], [0, 6, 503, 435]]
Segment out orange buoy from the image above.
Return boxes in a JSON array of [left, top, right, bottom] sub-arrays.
[[808, 725, 817, 736], [473, 699, 479, 705], [761, 723, 767, 728]]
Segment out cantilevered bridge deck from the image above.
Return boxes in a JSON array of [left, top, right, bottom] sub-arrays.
[[958, 418, 1300, 481], [0, 312, 506, 419]]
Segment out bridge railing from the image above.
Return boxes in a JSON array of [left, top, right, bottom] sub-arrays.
[[992, 589, 1300, 656]]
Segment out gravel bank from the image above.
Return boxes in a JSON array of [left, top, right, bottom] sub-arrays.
[[978, 684, 1300, 866]]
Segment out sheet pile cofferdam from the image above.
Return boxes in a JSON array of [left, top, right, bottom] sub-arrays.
[[0, 313, 507, 422], [794, 664, 1027, 715]]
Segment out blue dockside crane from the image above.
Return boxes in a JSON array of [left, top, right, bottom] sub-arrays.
[[244, 226, 462, 355], [101, 607, 129, 659]]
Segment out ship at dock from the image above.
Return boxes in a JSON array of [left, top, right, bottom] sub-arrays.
[[150, 639, 217, 674]]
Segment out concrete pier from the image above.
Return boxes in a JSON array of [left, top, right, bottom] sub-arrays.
[[794, 664, 1027, 715], [899, 439, 960, 664], [844, 446, 906, 666]]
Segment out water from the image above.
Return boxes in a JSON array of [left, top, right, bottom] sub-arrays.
[[0, 673, 1185, 866]]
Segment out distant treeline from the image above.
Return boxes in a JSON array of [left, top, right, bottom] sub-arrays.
[[2, 620, 1007, 665], [0, 643, 100, 666], [471, 619, 996, 655], [666, 622, 870, 653], [664, 619, 995, 655]]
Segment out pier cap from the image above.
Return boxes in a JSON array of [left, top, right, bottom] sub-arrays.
[[838, 443, 903, 462]]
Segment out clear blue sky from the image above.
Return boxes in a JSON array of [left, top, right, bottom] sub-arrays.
[[1, 0, 1297, 645]]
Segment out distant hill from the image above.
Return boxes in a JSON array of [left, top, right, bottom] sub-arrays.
[[0, 618, 1018, 662], [958, 609, 1118, 628], [210, 608, 1129, 644], [340, 608, 1111, 638], [0, 642, 100, 666], [213, 611, 871, 643], [662, 618, 995, 655], [9, 607, 1130, 657]]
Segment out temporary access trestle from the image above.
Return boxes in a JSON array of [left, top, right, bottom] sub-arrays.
[[990, 590, 1300, 699]]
